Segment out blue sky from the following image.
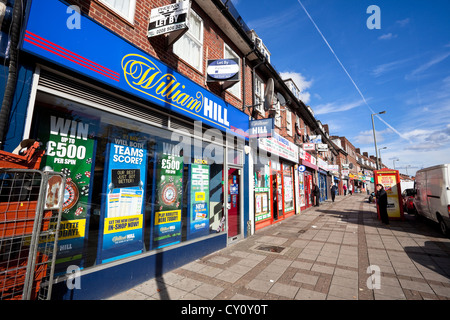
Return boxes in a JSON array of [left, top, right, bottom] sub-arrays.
[[231, 0, 450, 176]]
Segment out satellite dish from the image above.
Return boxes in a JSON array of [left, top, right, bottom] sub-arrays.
[[276, 92, 286, 106], [264, 78, 274, 111], [349, 163, 354, 169]]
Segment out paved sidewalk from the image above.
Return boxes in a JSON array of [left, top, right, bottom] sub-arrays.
[[109, 193, 450, 300]]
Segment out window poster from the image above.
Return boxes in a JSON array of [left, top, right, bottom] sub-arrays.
[[38, 112, 98, 274], [153, 154, 184, 248], [254, 164, 271, 223], [98, 129, 147, 264], [283, 166, 294, 212], [187, 163, 210, 239]]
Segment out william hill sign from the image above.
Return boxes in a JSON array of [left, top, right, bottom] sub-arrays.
[[249, 118, 274, 138]]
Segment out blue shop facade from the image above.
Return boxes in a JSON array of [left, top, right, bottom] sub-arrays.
[[4, 0, 251, 299]]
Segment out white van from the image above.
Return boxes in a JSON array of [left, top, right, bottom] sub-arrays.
[[414, 164, 450, 235]]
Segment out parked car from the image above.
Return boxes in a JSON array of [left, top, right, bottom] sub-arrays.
[[402, 188, 416, 213], [414, 164, 450, 235]]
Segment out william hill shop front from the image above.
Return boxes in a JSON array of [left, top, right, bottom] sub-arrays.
[[16, 0, 249, 299]]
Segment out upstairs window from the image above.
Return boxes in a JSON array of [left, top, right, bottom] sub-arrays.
[[99, 0, 136, 23], [224, 44, 241, 99], [286, 109, 292, 136], [173, 9, 204, 72], [254, 75, 264, 114]]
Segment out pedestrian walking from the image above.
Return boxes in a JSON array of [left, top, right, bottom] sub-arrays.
[[330, 184, 337, 202], [376, 183, 389, 225], [349, 184, 353, 195], [343, 184, 347, 195], [313, 183, 320, 207]]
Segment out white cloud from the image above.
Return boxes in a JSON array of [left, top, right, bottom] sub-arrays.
[[406, 52, 450, 79], [372, 57, 413, 77], [378, 33, 398, 40], [353, 128, 392, 145], [279, 71, 313, 103], [313, 99, 365, 115], [396, 18, 410, 27]]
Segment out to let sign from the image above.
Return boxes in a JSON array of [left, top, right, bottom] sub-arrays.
[[148, 1, 190, 38]]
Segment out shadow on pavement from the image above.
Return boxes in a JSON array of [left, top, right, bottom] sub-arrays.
[[314, 196, 450, 279]]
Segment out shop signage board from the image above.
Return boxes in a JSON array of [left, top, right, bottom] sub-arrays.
[[98, 129, 148, 263], [249, 118, 274, 138], [37, 110, 98, 274], [153, 154, 184, 248], [187, 164, 210, 239], [374, 169, 404, 220], [303, 143, 315, 151], [147, 1, 190, 38], [22, 0, 249, 140], [258, 132, 299, 162], [317, 143, 328, 152]]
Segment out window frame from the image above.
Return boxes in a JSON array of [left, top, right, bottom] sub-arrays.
[[173, 9, 204, 73], [224, 43, 241, 100], [254, 75, 264, 114], [98, 0, 136, 24], [286, 109, 292, 136]]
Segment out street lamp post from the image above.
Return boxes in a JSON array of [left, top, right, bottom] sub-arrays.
[[371, 111, 386, 170], [378, 147, 387, 168], [393, 158, 399, 170]]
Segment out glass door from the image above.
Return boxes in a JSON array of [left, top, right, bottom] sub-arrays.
[[271, 170, 284, 221], [227, 168, 241, 240]]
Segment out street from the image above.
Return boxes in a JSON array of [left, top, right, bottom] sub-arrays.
[[109, 193, 450, 300]]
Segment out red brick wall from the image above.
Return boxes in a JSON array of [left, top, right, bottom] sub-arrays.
[[66, 0, 252, 114]]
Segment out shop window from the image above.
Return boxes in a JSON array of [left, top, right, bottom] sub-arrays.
[[254, 161, 271, 223], [173, 9, 203, 72], [30, 91, 226, 273], [283, 164, 294, 212], [98, 0, 136, 23]]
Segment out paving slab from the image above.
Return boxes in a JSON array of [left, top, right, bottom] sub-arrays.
[[107, 194, 450, 301]]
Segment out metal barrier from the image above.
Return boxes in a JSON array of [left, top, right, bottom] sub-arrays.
[[0, 169, 65, 300]]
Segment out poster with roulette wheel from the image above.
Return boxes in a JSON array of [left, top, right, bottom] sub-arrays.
[[153, 153, 184, 249], [36, 111, 98, 274]]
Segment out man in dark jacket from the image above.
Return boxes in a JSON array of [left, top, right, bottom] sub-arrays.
[[330, 184, 337, 202], [376, 184, 389, 225], [312, 183, 320, 207]]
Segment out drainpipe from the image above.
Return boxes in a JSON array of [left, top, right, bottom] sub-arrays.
[[0, 0, 23, 149]]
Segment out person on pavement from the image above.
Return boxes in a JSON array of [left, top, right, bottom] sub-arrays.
[[330, 183, 337, 202], [376, 183, 389, 225], [313, 183, 320, 207]]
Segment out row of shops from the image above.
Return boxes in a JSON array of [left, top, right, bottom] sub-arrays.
[[0, 0, 375, 300]]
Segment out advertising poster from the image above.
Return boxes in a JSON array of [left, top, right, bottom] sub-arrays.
[[254, 165, 271, 223], [38, 112, 98, 274], [98, 130, 147, 263], [153, 154, 184, 248], [187, 164, 210, 239]]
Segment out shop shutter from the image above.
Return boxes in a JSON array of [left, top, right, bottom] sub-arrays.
[[37, 69, 169, 128], [37, 68, 222, 144]]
